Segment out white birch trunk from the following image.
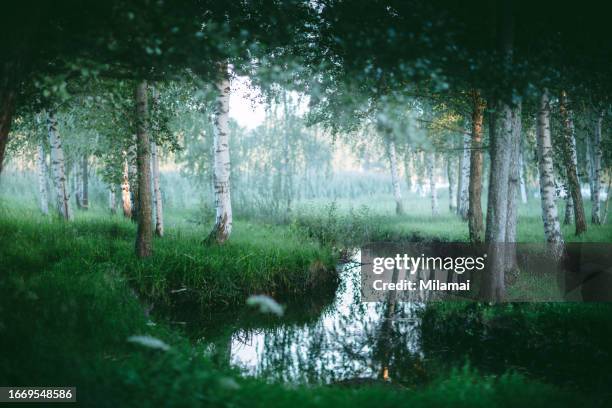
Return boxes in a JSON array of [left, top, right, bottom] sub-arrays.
[[151, 140, 164, 237], [109, 185, 117, 214], [591, 111, 603, 224], [209, 61, 233, 243], [563, 122, 578, 225], [128, 140, 138, 219], [73, 161, 83, 208], [519, 150, 528, 204], [506, 103, 522, 243], [457, 133, 470, 219], [536, 91, 563, 246], [427, 153, 438, 216], [121, 156, 132, 218], [47, 111, 72, 220], [387, 138, 404, 215], [446, 156, 455, 212], [505, 103, 522, 272], [36, 142, 49, 215]]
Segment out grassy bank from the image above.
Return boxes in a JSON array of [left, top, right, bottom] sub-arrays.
[[0, 204, 338, 310]]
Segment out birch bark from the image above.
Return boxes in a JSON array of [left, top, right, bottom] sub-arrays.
[[121, 156, 132, 218], [135, 80, 152, 258], [591, 111, 603, 224], [36, 143, 49, 215], [559, 91, 587, 235], [468, 91, 484, 243], [151, 140, 164, 237], [387, 138, 404, 215], [427, 153, 438, 216], [536, 90, 564, 247], [209, 62, 233, 243], [47, 111, 72, 220], [457, 133, 470, 219]]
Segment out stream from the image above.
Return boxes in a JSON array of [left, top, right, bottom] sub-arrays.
[[181, 251, 428, 386]]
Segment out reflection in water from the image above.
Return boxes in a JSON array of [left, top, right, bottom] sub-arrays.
[[228, 251, 425, 385]]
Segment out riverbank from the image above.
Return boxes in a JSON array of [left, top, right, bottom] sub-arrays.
[[0, 204, 339, 311]]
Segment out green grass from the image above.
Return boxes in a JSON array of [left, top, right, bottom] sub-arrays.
[[0, 202, 338, 310], [292, 193, 612, 245]]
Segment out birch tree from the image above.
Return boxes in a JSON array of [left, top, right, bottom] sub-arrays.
[[73, 161, 83, 209], [559, 91, 587, 235], [457, 133, 470, 219], [135, 80, 152, 258], [150, 85, 164, 237], [519, 150, 528, 204], [536, 90, 563, 247], [468, 91, 485, 243], [505, 103, 522, 272], [446, 156, 455, 212], [121, 156, 132, 218], [81, 155, 89, 210], [109, 185, 117, 215], [47, 111, 72, 220], [427, 153, 438, 216], [209, 62, 233, 243], [150, 140, 164, 237], [481, 100, 513, 301], [591, 111, 604, 224], [36, 143, 49, 215], [386, 136, 404, 215]]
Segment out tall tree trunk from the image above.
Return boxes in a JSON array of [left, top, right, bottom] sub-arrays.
[[121, 156, 132, 218], [387, 138, 404, 215], [586, 131, 595, 202], [404, 147, 413, 192], [151, 140, 164, 237], [47, 111, 72, 220], [36, 142, 49, 215], [427, 153, 438, 216], [209, 61, 233, 243], [457, 133, 470, 219], [559, 91, 587, 235], [73, 161, 83, 209], [447, 156, 455, 212], [505, 102, 522, 272], [135, 80, 152, 258], [128, 140, 138, 221], [81, 154, 89, 209], [468, 91, 485, 243], [481, 99, 512, 302], [519, 149, 528, 204], [109, 185, 117, 215], [591, 111, 603, 224], [563, 184, 574, 225], [536, 90, 564, 247], [482, 0, 515, 298]]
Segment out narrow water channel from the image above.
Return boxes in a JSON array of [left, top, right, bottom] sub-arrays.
[[219, 251, 426, 385]]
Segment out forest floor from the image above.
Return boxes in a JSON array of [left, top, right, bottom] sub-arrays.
[[1, 195, 611, 407]]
